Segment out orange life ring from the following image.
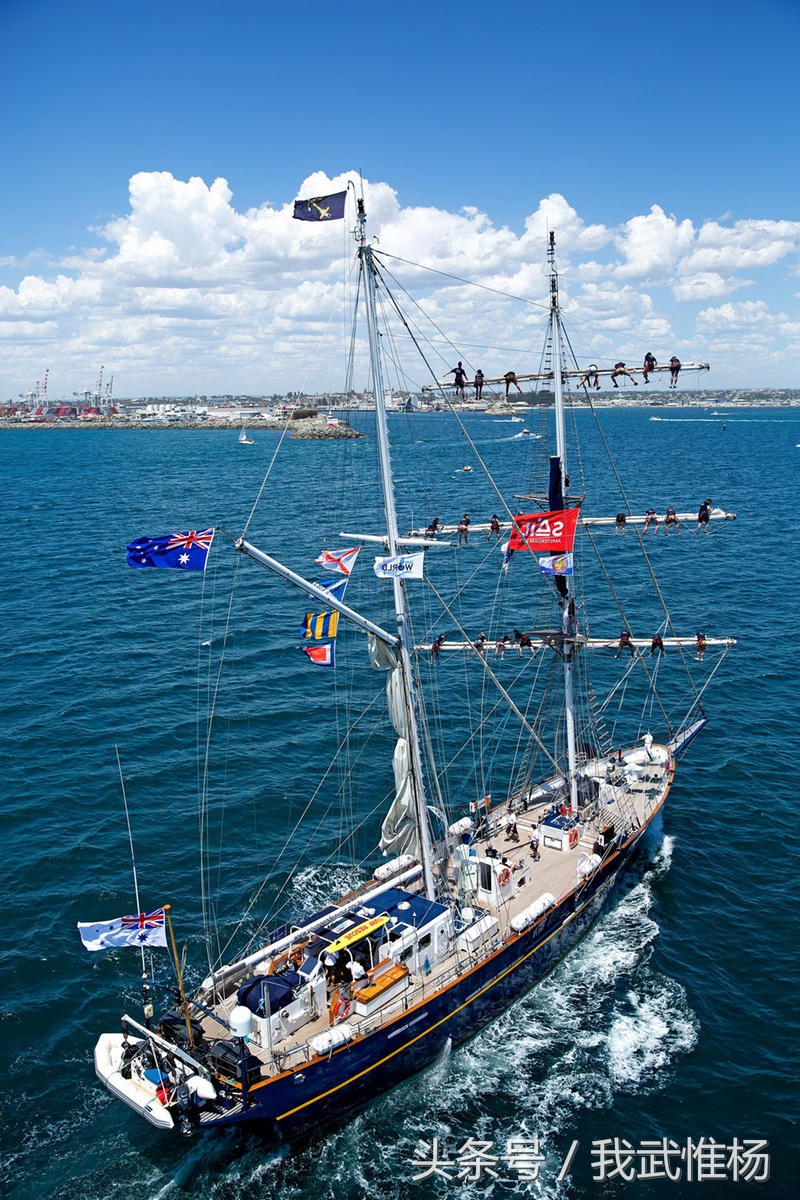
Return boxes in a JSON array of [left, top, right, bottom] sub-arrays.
[[568, 828, 579, 848], [498, 866, 511, 887], [331, 995, 351, 1024]]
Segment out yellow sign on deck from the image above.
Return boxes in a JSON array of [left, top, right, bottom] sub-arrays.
[[326, 915, 389, 954]]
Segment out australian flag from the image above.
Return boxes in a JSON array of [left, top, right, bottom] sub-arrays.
[[126, 528, 215, 571], [293, 190, 347, 222]]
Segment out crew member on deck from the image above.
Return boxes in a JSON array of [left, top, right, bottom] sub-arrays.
[[348, 959, 366, 984], [506, 810, 519, 843], [322, 951, 340, 993]]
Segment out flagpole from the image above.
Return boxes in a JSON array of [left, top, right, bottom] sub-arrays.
[[115, 746, 145, 973], [164, 904, 195, 1048]]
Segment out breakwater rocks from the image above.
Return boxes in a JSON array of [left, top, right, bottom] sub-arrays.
[[0, 417, 365, 439]]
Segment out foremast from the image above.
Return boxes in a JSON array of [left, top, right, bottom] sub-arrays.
[[356, 198, 437, 902], [548, 232, 580, 815]]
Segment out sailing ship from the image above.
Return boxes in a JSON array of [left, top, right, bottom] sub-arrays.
[[92, 197, 735, 1141], [238, 423, 255, 445]]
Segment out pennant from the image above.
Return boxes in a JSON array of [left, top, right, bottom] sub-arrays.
[[373, 552, 424, 580], [293, 191, 347, 222], [78, 908, 167, 952], [508, 509, 580, 553], [314, 548, 360, 576], [302, 642, 335, 666], [126, 529, 215, 571], [538, 552, 574, 576], [300, 611, 340, 640]]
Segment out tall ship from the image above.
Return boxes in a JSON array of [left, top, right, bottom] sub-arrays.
[[90, 190, 735, 1140]]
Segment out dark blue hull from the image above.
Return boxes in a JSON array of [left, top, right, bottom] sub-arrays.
[[206, 828, 649, 1141]]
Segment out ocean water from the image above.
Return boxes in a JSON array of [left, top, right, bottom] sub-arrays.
[[1, 407, 798, 1199]]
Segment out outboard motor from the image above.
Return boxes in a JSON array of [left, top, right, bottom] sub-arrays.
[[175, 1082, 193, 1137]]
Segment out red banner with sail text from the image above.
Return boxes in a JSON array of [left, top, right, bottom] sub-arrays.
[[508, 508, 580, 553]]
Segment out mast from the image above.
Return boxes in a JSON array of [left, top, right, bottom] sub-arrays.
[[356, 198, 437, 901], [548, 232, 580, 814]]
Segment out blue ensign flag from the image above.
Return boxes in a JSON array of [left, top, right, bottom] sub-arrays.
[[317, 578, 348, 604], [293, 191, 347, 222], [126, 528, 215, 570]]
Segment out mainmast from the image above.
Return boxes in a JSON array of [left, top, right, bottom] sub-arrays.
[[548, 232, 580, 814], [356, 198, 437, 901]]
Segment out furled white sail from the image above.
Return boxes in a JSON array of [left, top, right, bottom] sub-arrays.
[[369, 637, 420, 857], [380, 737, 419, 857]]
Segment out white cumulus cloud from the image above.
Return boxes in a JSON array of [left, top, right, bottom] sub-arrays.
[[0, 172, 798, 396]]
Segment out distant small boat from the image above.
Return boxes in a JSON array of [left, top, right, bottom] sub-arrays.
[[238, 425, 254, 445], [460, 465, 473, 472]]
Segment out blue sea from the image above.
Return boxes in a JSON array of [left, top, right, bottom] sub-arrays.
[[1, 407, 798, 1199]]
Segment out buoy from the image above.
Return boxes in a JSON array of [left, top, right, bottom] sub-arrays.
[[330, 994, 351, 1024]]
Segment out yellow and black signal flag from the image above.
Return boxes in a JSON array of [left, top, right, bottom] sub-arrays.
[[300, 610, 340, 640]]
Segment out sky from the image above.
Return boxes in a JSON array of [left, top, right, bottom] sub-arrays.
[[1, 0, 799, 400]]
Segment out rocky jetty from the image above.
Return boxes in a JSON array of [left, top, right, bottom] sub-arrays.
[[0, 416, 365, 439]]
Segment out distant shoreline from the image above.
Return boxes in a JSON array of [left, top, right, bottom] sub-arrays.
[[0, 417, 365, 437], [0, 397, 798, 432]]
